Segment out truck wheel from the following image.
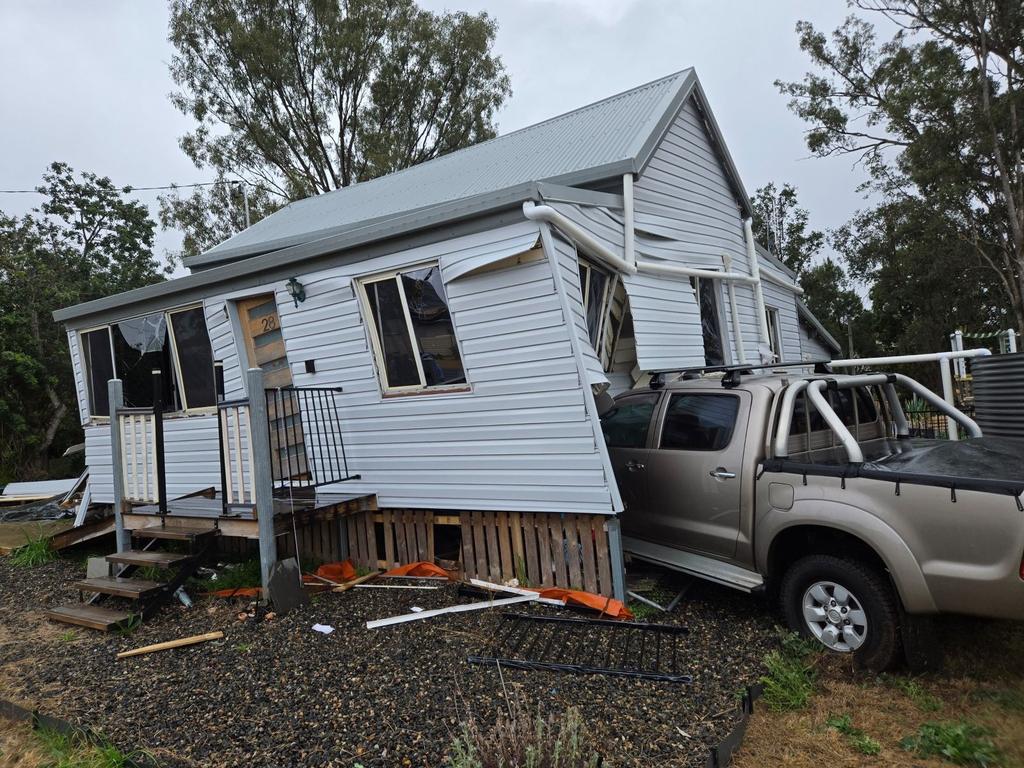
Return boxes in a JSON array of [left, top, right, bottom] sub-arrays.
[[780, 554, 900, 671]]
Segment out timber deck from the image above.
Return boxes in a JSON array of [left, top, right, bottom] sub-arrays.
[[123, 491, 377, 539]]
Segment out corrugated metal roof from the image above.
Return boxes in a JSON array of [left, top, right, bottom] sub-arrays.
[[189, 69, 696, 267]]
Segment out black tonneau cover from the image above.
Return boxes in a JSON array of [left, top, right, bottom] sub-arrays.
[[763, 437, 1024, 499]]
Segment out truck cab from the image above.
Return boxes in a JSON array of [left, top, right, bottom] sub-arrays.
[[602, 365, 1024, 670]]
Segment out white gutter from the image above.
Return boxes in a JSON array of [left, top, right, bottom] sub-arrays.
[[723, 254, 747, 364], [622, 173, 636, 266], [523, 202, 636, 275], [743, 217, 772, 348]]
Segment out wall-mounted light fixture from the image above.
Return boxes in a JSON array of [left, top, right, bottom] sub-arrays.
[[285, 277, 306, 308]]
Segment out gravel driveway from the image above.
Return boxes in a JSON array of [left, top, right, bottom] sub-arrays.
[[0, 557, 777, 767]]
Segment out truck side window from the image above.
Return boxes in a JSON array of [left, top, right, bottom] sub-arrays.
[[829, 388, 879, 427], [600, 392, 659, 448], [660, 394, 739, 451]]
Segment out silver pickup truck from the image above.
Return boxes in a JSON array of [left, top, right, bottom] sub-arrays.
[[601, 364, 1024, 670]]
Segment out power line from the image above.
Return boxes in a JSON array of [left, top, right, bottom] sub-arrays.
[[0, 179, 250, 194]]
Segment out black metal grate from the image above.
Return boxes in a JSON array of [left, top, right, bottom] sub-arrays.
[[468, 612, 692, 684], [265, 386, 357, 491]]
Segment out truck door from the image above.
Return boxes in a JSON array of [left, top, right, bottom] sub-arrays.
[[643, 390, 750, 558], [599, 391, 661, 535]]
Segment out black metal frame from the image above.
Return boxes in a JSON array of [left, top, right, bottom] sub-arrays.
[[648, 359, 832, 390], [467, 612, 693, 684]]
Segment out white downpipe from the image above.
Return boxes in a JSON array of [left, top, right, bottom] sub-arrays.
[[523, 202, 636, 275], [760, 268, 804, 295], [622, 173, 636, 267], [637, 259, 756, 283], [1008, 329, 1019, 353], [723, 254, 747, 364], [743, 218, 772, 349]]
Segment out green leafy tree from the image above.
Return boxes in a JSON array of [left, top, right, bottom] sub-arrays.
[[161, 0, 511, 259], [750, 182, 825, 276], [800, 258, 873, 358], [0, 163, 166, 482], [777, 1, 1024, 338]]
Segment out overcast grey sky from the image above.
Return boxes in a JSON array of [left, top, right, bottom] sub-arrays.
[[0, 0, 877, 269]]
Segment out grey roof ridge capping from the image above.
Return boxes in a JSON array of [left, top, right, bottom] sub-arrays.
[[184, 68, 706, 269], [54, 180, 608, 324]]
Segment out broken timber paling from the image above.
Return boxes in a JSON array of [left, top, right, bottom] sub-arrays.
[[468, 612, 693, 684], [343, 507, 617, 596], [366, 594, 537, 629], [117, 631, 224, 659]]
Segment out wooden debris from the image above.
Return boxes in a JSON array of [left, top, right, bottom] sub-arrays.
[[367, 594, 538, 629], [331, 571, 379, 592], [117, 631, 224, 659], [468, 578, 564, 606], [353, 584, 440, 590]]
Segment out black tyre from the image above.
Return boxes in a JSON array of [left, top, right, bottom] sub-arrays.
[[780, 554, 901, 671]]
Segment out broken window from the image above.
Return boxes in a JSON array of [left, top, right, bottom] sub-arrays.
[[578, 258, 610, 348], [360, 263, 466, 393], [78, 304, 216, 417], [691, 277, 726, 367], [81, 327, 114, 417], [765, 307, 783, 361]]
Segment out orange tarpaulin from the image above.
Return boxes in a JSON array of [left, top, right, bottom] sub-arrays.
[[383, 561, 452, 579], [207, 586, 261, 598], [531, 588, 633, 620], [302, 560, 358, 584]]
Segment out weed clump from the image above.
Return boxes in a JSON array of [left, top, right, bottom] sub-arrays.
[[760, 630, 820, 711], [901, 721, 1001, 766], [9, 534, 56, 568], [826, 713, 882, 756]]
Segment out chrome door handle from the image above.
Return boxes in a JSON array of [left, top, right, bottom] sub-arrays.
[[709, 468, 736, 480], [625, 460, 645, 472]]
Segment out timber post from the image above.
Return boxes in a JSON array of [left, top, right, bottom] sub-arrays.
[[606, 516, 627, 603], [107, 379, 129, 553], [246, 367, 277, 595]]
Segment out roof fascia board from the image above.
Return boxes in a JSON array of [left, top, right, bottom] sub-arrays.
[[797, 299, 842, 353], [54, 206, 531, 328], [185, 179, 544, 268], [633, 68, 698, 175], [535, 182, 624, 208], [755, 242, 799, 280]]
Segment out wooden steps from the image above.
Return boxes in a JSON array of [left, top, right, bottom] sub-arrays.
[[133, 525, 219, 542], [73, 576, 165, 599], [44, 604, 133, 631], [106, 550, 190, 568]]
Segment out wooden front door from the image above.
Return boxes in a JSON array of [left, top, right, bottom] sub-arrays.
[[236, 294, 308, 481]]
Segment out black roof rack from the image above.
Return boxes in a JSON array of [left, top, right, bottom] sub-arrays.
[[648, 359, 833, 390]]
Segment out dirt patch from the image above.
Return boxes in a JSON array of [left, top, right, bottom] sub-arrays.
[[735, 619, 1024, 767], [0, 558, 777, 767]]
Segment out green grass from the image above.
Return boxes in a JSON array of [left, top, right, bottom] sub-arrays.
[[209, 558, 261, 590], [826, 713, 882, 756], [35, 727, 151, 768], [114, 614, 142, 637], [901, 722, 1001, 766], [235, 642, 252, 653], [9, 534, 57, 567], [759, 631, 820, 712], [137, 565, 172, 583], [972, 687, 1024, 712], [761, 649, 817, 711], [59, 630, 78, 644], [888, 675, 943, 712]]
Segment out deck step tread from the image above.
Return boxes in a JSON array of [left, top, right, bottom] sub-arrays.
[[45, 604, 133, 631], [132, 525, 219, 542], [106, 550, 191, 567], [72, 576, 165, 599]]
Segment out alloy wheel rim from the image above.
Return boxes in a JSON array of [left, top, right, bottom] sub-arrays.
[[801, 580, 868, 652]]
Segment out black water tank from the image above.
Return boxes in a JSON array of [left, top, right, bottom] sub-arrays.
[[972, 352, 1024, 439]]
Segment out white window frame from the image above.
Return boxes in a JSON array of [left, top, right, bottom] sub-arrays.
[[77, 302, 217, 421], [578, 256, 612, 348], [765, 306, 783, 362], [691, 275, 732, 366], [79, 323, 117, 421], [356, 261, 470, 396]]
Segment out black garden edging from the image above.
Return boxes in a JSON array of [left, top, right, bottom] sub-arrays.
[[704, 682, 763, 768], [0, 697, 157, 768]]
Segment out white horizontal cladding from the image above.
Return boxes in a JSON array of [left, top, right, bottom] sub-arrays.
[[84, 414, 223, 504], [439, 222, 541, 282], [622, 269, 705, 371], [275, 221, 617, 515], [204, 296, 245, 399], [68, 330, 90, 424], [547, 232, 608, 387]]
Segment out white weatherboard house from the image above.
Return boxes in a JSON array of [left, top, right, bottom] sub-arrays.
[[54, 70, 839, 598]]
